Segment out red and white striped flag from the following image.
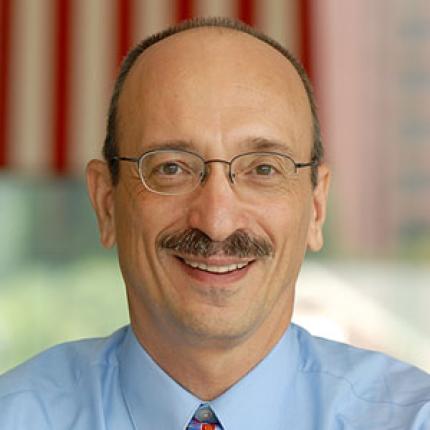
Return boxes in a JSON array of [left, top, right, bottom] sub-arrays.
[[0, 0, 312, 176]]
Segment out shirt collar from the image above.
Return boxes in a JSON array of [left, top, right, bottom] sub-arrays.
[[118, 327, 201, 430], [210, 325, 300, 429], [118, 324, 300, 430]]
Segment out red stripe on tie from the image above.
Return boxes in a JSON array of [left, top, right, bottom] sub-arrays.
[[238, 0, 255, 26], [176, 0, 193, 22], [0, 0, 11, 168], [117, 0, 132, 66], [299, 0, 313, 79], [53, 0, 72, 174]]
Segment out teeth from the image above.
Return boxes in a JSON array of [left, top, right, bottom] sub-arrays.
[[183, 259, 250, 273]]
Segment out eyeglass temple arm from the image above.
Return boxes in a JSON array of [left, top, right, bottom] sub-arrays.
[[295, 160, 318, 169], [112, 156, 139, 162]]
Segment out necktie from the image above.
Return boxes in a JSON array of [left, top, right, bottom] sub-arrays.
[[186, 404, 223, 430]]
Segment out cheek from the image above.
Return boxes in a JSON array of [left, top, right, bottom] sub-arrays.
[[113, 186, 156, 274], [113, 189, 171, 310], [267, 201, 311, 287], [265, 194, 313, 282], [114, 186, 187, 266], [259, 188, 313, 248]]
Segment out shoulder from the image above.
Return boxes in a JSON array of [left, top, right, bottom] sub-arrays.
[[292, 323, 430, 396], [290, 324, 430, 426], [0, 326, 128, 396], [0, 326, 129, 426]]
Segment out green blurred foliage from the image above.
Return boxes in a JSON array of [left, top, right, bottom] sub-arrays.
[[0, 257, 128, 373]]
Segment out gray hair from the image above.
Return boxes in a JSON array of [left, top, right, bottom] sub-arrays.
[[103, 16, 323, 187]]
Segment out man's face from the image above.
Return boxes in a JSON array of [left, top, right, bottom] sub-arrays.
[[90, 28, 329, 348]]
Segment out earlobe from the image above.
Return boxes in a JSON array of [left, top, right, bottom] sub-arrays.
[[86, 159, 116, 248], [306, 164, 331, 252]]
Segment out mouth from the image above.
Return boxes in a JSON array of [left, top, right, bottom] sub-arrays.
[[174, 255, 255, 282], [181, 257, 251, 273]]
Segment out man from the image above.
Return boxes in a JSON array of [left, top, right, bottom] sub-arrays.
[[0, 17, 429, 429]]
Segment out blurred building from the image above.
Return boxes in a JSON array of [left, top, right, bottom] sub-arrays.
[[314, 0, 430, 257]]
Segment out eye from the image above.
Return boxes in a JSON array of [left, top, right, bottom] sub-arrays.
[[254, 164, 277, 176], [234, 155, 284, 179], [158, 162, 183, 175]]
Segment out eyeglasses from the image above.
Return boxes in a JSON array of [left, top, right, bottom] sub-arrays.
[[113, 149, 317, 196]]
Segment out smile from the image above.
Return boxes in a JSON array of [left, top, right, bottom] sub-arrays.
[[182, 259, 251, 273]]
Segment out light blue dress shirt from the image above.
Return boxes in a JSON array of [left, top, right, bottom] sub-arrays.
[[0, 323, 429, 429]]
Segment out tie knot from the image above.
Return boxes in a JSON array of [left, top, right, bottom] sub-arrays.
[[187, 404, 222, 430]]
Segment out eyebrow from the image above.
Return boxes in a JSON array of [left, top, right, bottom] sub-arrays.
[[241, 137, 295, 156], [143, 140, 196, 152]]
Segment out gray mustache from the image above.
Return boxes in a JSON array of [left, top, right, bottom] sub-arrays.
[[158, 229, 273, 258]]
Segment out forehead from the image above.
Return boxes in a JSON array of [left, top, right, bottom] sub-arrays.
[[117, 27, 312, 157]]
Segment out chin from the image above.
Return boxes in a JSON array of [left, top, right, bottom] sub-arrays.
[[172, 306, 263, 347]]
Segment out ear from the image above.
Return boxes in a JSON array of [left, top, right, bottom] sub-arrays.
[[86, 159, 116, 248], [306, 163, 331, 252]]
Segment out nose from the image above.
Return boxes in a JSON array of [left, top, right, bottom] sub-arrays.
[[186, 162, 247, 242]]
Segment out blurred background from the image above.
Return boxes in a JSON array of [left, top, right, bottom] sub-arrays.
[[0, 0, 429, 373]]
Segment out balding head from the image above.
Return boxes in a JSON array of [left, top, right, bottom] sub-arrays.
[[104, 17, 322, 187]]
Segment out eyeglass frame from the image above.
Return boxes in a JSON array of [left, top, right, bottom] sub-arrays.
[[112, 148, 318, 195]]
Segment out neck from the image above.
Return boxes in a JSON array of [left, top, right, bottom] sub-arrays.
[[130, 303, 292, 400]]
